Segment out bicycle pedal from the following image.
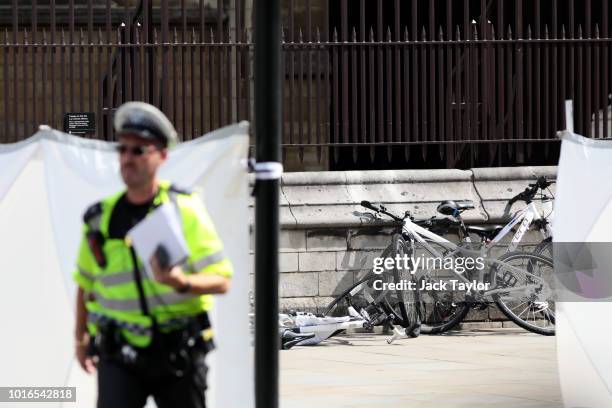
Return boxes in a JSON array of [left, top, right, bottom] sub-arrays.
[[386, 326, 404, 344], [530, 301, 549, 312]]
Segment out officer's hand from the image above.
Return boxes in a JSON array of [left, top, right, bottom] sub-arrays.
[[75, 338, 97, 374], [149, 254, 188, 290]]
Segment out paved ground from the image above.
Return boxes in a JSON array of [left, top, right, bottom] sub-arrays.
[[280, 328, 562, 408]]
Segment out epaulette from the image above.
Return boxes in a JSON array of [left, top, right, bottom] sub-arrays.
[[169, 184, 192, 195], [82, 201, 107, 268], [83, 201, 103, 224]]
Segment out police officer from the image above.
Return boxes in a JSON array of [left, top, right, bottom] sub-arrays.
[[73, 101, 232, 408]]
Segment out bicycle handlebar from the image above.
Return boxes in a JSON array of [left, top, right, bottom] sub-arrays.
[[529, 176, 554, 190], [360, 200, 378, 212], [508, 177, 554, 205], [360, 200, 405, 222], [360, 201, 457, 233]]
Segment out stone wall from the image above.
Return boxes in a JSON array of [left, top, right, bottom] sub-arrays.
[[249, 165, 557, 327]]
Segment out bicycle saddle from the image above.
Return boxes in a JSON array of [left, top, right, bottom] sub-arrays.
[[466, 224, 504, 240], [437, 200, 475, 216]]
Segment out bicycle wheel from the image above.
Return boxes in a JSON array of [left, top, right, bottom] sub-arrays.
[[385, 234, 422, 337], [323, 245, 394, 324], [324, 236, 420, 335], [401, 239, 469, 334], [492, 251, 555, 336], [534, 237, 553, 259], [418, 271, 470, 334], [386, 238, 469, 335]]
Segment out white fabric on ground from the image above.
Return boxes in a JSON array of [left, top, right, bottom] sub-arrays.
[[280, 313, 364, 346]]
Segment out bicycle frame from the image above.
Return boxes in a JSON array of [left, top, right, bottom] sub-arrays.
[[399, 217, 546, 300], [487, 201, 553, 252]]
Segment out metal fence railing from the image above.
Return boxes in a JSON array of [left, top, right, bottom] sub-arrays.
[[0, 0, 610, 169]]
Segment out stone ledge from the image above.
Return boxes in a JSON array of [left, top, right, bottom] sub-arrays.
[[282, 169, 472, 186], [248, 166, 558, 228], [471, 166, 557, 181]]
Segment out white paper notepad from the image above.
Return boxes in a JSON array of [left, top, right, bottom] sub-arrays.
[[127, 203, 190, 279]]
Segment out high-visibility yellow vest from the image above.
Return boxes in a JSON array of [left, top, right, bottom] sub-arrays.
[[73, 181, 232, 347]]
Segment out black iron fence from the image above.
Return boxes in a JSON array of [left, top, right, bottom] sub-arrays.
[[0, 0, 610, 170], [0, 0, 248, 144]]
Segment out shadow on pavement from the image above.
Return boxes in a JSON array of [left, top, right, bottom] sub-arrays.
[[295, 328, 545, 348]]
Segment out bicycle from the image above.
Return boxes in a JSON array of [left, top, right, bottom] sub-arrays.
[[325, 201, 555, 339]]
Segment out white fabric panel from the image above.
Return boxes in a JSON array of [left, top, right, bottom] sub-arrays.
[[556, 131, 612, 407], [0, 140, 39, 202], [41, 136, 123, 299], [159, 124, 253, 408], [557, 304, 612, 408], [0, 149, 76, 388], [0, 123, 253, 408], [555, 131, 612, 241]]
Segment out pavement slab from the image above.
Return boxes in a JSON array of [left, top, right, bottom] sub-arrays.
[[280, 328, 562, 408]]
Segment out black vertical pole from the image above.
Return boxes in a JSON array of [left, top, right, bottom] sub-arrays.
[[254, 1, 281, 408], [147, 0, 154, 104]]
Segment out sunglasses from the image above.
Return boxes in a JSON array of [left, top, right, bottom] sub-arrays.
[[115, 144, 158, 156]]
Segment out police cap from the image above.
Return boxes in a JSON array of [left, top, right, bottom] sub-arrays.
[[114, 101, 178, 147]]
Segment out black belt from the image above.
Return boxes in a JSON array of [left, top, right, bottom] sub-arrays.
[[92, 311, 214, 377], [152, 312, 214, 351]]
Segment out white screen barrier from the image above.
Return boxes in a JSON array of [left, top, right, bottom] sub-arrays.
[[0, 123, 253, 408], [556, 130, 612, 407]]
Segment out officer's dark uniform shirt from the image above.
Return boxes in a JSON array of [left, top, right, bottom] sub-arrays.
[[108, 194, 155, 239]]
